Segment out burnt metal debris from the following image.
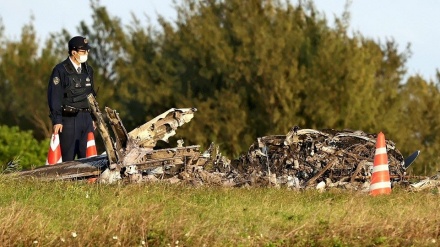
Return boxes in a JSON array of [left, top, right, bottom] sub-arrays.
[[16, 94, 416, 191], [232, 128, 406, 190]]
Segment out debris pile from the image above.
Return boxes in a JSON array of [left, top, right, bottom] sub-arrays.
[[162, 128, 406, 191], [16, 96, 415, 191], [410, 172, 440, 191]]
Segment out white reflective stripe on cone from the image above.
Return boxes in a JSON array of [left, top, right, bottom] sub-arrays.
[[50, 134, 60, 150], [87, 140, 96, 148], [370, 181, 391, 191], [372, 164, 389, 173], [375, 147, 387, 155]]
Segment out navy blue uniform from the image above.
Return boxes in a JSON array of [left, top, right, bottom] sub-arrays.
[[47, 58, 95, 161]]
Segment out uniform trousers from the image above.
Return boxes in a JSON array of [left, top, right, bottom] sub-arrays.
[[59, 111, 94, 161]]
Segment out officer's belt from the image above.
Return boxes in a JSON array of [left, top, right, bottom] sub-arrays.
[[63, 105, 91, 113]]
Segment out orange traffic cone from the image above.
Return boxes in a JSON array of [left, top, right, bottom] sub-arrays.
[[46, 134, 62, 165], [86, 132, 97, 157], [369, 132, 391, 195]]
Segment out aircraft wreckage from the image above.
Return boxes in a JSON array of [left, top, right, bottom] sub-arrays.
[[16, 94, 420, 190]]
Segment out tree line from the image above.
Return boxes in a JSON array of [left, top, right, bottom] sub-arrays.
[[1, 0, 439, 175]]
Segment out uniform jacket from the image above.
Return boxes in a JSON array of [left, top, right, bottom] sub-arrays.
[[47, 57, 95, 125]]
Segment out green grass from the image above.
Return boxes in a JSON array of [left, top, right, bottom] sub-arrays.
[[0, 175, 439, 246]]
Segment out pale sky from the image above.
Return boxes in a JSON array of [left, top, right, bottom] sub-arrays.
[[0, 0, 438, 81]]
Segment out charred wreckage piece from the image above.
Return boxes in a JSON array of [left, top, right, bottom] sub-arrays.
[[17, 94, 412, 190], [232, 128, 406, 190]]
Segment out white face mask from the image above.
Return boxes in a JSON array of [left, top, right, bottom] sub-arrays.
[[76, 54, 88, 63]]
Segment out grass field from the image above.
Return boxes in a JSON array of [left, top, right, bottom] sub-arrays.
[[0, 175, 439, 247]]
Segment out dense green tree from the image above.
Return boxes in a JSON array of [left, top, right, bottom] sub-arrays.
[[0, 22, 56, 139], [0, 0, 440, 174], [0, 125, 48, 169], [151, 0, 413, 155], [393, 75, 440, 175]]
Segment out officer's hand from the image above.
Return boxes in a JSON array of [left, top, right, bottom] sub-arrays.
[[93, 121, 96, 130], [53, 124, 63, 134]]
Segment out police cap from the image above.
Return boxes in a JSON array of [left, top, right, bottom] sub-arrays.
[[68, 36, 91, 51]]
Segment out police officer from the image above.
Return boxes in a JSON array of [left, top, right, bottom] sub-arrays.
[[47, 36, 96, 162]]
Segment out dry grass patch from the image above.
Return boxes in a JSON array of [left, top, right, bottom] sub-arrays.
[[0, 175, 439, 246]]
